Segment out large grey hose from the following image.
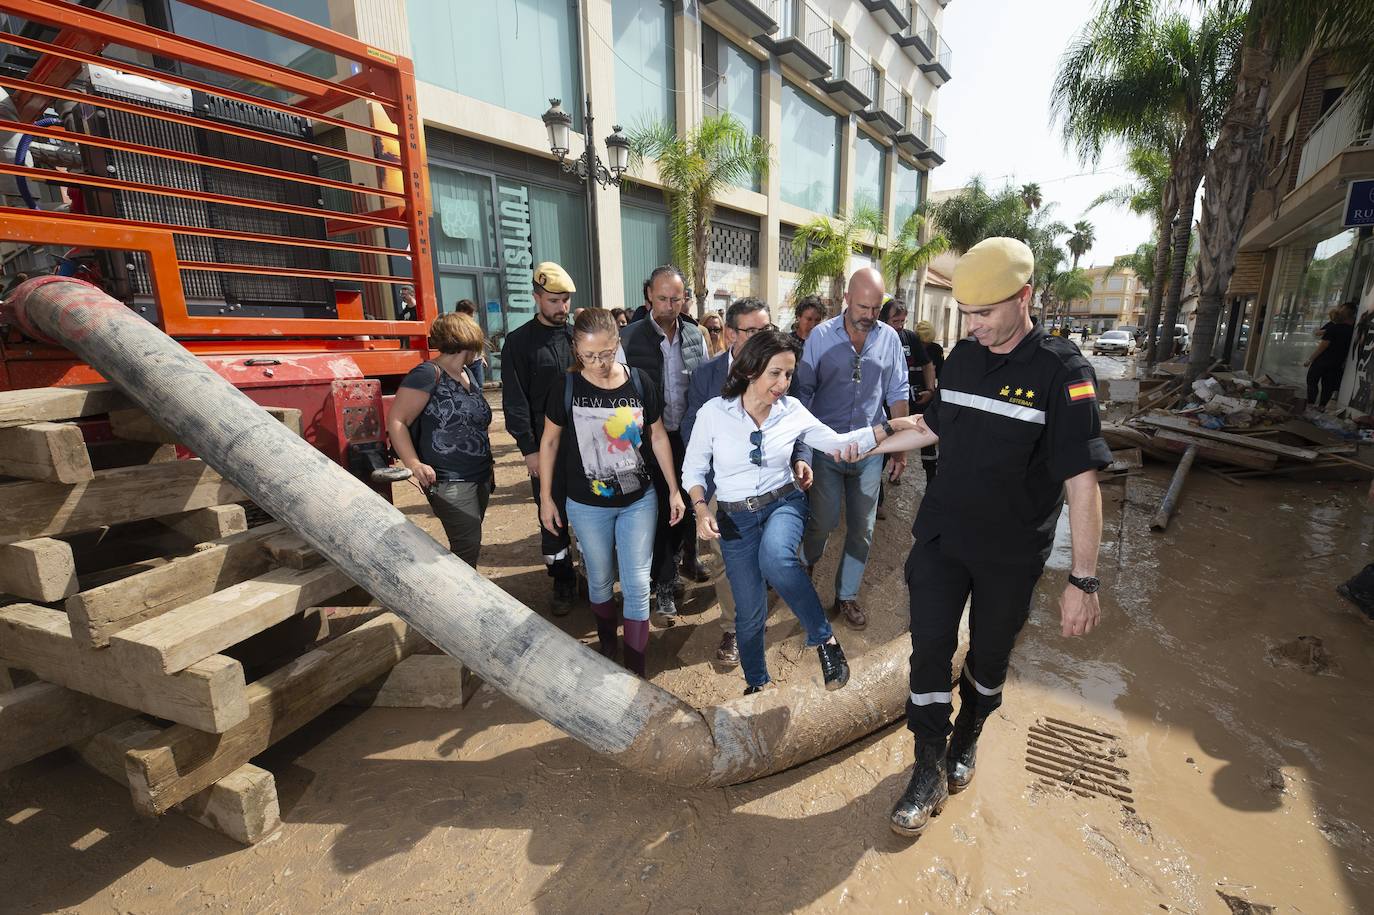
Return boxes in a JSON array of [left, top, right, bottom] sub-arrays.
[[4, 276, 908, 786]]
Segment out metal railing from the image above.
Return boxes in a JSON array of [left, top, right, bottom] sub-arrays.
[[882, 77, 903, 122], [778, 0, 831, 61], [748, 0, 782, 24], [919, 110, 933, 143], [1295, 90, 1374, 186], [929, 124, 947, 158], [908, 3, 936, 48], [935, 37, 953, 73]]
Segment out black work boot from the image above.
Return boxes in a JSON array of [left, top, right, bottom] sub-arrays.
[[946, 704, 992, 794], [816, 639, 850, 690], [550, 557, 577, 617], [1337, 563, 1374, 620], [890, 738, 949, 837]]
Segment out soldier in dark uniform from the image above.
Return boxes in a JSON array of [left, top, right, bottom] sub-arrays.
[[853, 237, 1111, 837]]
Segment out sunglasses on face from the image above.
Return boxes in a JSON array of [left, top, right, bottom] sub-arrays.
[[749, 429, 764, 466]]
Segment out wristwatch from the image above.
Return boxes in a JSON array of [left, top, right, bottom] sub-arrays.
[[1068, 573, 1101, 594], [881, 419, 895, 437]]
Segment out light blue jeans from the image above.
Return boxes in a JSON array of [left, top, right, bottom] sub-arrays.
[[565, 491, 657, 621], [801, 452, 883, 602]]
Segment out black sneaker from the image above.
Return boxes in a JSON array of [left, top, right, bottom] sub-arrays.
[[652, 582, 678, 623], [744, 681, 774, 696], [552, 578, 577, 617], [817, 640, 849, 691]]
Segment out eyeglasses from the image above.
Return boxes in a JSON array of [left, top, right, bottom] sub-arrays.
[[653, 296, 686, 307], [578, 350, 618, 365], [749, 430, 764, 466], [735, 323, 777, 337], [707, 326, 722, 335], [852, 355, 862, 384]]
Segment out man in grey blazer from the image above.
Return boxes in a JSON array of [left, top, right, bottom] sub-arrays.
[[682, 296, 813, 665]]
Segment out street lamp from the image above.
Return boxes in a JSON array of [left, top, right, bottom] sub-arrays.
[[541, 98, 630, 188]]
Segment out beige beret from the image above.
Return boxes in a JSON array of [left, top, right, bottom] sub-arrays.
[[533, 261, 576, 294], [952, 237, 1034, 306]]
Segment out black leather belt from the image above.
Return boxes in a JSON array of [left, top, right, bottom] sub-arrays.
[[717, 481, 797, 514]]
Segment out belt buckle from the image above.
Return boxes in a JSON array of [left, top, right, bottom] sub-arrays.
[[745, 495, 761, 512]]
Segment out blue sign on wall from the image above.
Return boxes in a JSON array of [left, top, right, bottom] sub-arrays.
[[1343, 179, 1374, 228]]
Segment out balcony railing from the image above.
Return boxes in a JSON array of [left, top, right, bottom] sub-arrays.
[[936, 37, 953, 73], [930, 124, 946, 158], [778, 0, 831, 61], [1295, 89, 1374, 186], [919, 110, 933, 143], [909, 4, 936, 49], [882, 77, 902, 122]]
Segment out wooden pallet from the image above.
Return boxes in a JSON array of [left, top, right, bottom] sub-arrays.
[[0, 387, 427, 846]]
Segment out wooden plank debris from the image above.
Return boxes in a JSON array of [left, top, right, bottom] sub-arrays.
[[258, 531, 322, 569], [1137, 414, 1321, 461], [0, 680, 132, 772], [65, 522, 283, 648], [0, 421, 94, 483], [345, 653, 474, 709], [0, 604, 248, 732], [125, 612, 422, 815], [0, 460, 245, 546], [1150, 444, 1198, 531], [110, 564, 355, 674], [1151, 429, 1277, 471], [77, 720, 281, 845], [157, 505, 247, 543], [0, 538, 78, 602], [0, 384, 127, 428], [110, 404, 303, 444]]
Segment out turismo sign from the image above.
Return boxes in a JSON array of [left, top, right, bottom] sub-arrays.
[[1342, 178, 1374, 228]]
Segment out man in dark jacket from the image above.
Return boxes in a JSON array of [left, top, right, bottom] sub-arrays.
[[499, 261, 579, 613], [620, 265, 707, 619]]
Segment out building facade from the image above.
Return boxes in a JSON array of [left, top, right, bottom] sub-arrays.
[[1230, 46, 1374, 410], [1064, 263, 1148, 334]]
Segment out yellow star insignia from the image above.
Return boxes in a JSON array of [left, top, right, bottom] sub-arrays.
[[1026, 389, 1035, 398], [1015, 388, 1024, 397], [999, 386, 1010, 396]]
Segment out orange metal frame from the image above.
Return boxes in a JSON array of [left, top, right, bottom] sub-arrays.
[[0, 0, 436, 375]]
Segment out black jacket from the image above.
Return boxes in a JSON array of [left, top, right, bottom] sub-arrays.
[[499, 317, 573, 456], [620, 316, 707, 401]]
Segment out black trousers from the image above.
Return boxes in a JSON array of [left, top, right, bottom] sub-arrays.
[[649, 429, 693, 587], [904, 537, 1043, 741], [1306, 362, 1343, 408], [528, 473, 574, 579]]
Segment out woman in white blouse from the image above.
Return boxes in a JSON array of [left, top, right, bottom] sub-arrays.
[[683, 329, 923, 695]]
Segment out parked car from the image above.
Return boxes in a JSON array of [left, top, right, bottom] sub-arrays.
[[1117, 324, 1140, 340], [1154, 323, 1191, 354], [1092, 330, 1137, 356]]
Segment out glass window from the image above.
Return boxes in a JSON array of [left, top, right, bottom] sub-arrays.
[[620, 204, 672, 310], [780, 81, 841, 214], [892, 157, 922, 231], [613, 0, 674, 131], [852, 135, 886, 215], [165, 0, 337, 98], [431, 167, 498, 269], [408, 0, 582, 128], [1107, 275, 1125, 291], [1105, 296, 1122, 311], [1259, 229, 1359, 385], [831, 30, 846, 74], [703, 28, 763, 192]]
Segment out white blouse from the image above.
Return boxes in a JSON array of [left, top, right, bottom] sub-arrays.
[[682, 395, 877, 503]]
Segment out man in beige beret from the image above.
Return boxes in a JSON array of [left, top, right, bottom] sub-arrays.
[[855, 236, 1112, 836]]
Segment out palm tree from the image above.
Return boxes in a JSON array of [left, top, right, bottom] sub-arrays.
[[1051, 267, 1095, 326], [1067, 220, 1096, 268], [1089, 144, 1175, 354], [1020, 182, 1044, 211], [1035, 245, 1069, 322], [791, 205, 885, 306], [1110, 242, 1159, 293], [1053, 1, 1244, 365], [882, 211, 949, 307], [928, 177, 1028, 254], [1189, 0, 1374, 380], [628, 114, 771, 315]]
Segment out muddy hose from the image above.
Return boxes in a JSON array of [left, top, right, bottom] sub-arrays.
[[4, 277, 909, 787]]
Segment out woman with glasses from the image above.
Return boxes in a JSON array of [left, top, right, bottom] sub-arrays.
[[682, 329, 924, 695], [702, 310, 727, 356], [539, 309, 685, 676]]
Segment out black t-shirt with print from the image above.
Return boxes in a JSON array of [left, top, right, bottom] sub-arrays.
[[399, 362, 493, 482], [545, 368, 663, 507]]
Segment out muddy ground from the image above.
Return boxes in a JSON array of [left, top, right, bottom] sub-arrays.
[[3, 354, 1373, 913]]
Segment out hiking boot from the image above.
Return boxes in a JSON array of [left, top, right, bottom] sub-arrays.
[[836, 599, 868, 630], [715, 631, 739, 666], [652, 582, 679, 623], [744, 681, 775, 696], [890, 739, 950, 837], [817, 639, 850, 691], [552, 577, 577, 617], [946, 704, 992, 794]]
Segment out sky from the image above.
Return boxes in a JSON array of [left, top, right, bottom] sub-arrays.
[[933, 0, 1156, 269]]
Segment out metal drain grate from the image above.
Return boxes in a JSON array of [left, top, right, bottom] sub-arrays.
[[1025, 717, 1135, 813]]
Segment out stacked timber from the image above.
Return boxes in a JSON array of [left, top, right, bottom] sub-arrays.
[[0, 385, 433, 845]]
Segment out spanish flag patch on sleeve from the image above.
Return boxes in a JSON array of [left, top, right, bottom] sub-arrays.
[[1066, 379, 1096, 403]]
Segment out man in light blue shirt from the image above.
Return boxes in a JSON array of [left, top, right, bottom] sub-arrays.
[[793, 267, 910, 630]]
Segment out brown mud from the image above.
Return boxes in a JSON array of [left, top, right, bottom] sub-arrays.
[[2, 355, 1373, 913]]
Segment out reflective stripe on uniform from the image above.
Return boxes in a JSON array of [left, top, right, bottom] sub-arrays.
[[962, 662, 1003, 696], [910, 689, 953, 706], [942, 388, 1047, 425]]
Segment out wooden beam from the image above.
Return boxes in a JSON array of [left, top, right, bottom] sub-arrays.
[[0, 680, 132, 772], [0, 460, 245, 546], [66, 522, 284, 648], [0, 384, 127, 428], [0, 421, 94, 483], [0, 538, 78, 602], [1151, 444, 1198, 531], [0, 604, 248, 732], [345, 653, 474, 709], [1151, 429, 1278, 471], [110, 405, 304, 444], [77, 720, 281, 845], [125, 612, 422, 814], [87, 439, 178, 472], [157, 505, 247, 543], [258, 531, 323, 569], [1137, 414, 1321, 461], [110, 564, 354, 674]]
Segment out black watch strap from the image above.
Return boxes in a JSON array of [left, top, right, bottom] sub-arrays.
[[881, 419, 895, 437], [1068, 573, 1101, 594]]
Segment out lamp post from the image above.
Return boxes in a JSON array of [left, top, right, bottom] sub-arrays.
[[541, 98, 630, 188]]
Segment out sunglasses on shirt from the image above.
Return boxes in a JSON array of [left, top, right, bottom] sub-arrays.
[[749, 430, 764, 466], [852, 355, 862, 384]]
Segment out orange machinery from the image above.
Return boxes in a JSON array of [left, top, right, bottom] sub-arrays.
[[0, 0, 436, 482]]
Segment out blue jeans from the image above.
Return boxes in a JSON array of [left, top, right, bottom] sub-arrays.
[[718, 490, 834, 688], [565, 492, 657, 621], [801, 452, 883, 602]]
